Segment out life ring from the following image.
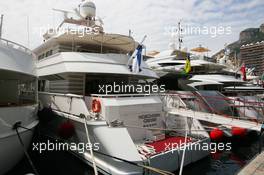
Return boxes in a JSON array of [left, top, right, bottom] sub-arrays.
[[92, 99, 101, 113]]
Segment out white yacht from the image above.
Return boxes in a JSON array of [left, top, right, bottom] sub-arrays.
[[163, 90, 264, 141], [146, 49, 227, 90], [147, 49, 225, 75], [36, 1, 210, 174], [146, 48, 264, 94], [0, 38, 38, 175], [147, 47, 264, 140]]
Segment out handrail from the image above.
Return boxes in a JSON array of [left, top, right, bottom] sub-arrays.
[[90, 93, 155, 98], [0, 38, 33, 55], [38, 91, 160, 98], [38, 92, 84, 99]]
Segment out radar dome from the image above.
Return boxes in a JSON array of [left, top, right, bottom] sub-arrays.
[[80, 0, 96, 18]]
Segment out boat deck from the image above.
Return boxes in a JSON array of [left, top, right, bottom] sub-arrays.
[[238, 151, 264, 175], [147, 136, 193, 154]]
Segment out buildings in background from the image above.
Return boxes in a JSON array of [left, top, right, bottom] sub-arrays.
[[240, 41, 264, 75]]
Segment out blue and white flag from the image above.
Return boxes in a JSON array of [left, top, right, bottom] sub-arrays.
[[128, 45, 143, 73]]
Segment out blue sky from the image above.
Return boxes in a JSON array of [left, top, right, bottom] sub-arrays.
[[0, 0, 264, 55]]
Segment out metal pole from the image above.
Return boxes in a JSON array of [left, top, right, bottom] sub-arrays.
[[0, 14, 4, 38], [178, 21, 182, 50]]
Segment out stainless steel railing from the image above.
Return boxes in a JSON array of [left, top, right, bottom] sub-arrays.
[[0, 38, 33, 55]]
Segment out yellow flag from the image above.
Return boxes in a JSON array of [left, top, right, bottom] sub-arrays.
[[184, 58, 191, 73]]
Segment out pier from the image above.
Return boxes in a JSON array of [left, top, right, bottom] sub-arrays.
[[238, 151, 264, 175]]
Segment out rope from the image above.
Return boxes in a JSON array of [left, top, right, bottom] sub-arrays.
[[83, 117, 98, 175], [178, 117, 188, 175], [13, 122, 40, 175]]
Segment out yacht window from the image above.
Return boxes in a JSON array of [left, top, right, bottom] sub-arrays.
[[45, 50, 53, 57], [18, 79, 37, 105], [0, 77, 37, 107], [85, 76, 150, 95], [38, 53, 45, 60], [57, 44, 126, 54]]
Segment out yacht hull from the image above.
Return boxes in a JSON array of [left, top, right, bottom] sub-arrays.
[[0, 128, 34, 175], [0, 106, 38, 175], [39, 108, 210, 175]]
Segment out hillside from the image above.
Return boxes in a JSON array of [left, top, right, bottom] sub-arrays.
[[212, 23, 264, 64]]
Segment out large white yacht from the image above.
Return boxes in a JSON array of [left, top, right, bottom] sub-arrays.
[[36, 1, 210, 174], [146, 41, 264, 143], [146, 47, 264, 95], [0, 38, 38, 174]]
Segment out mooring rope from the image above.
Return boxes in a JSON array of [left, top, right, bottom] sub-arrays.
[[82, 116, 98, 175], [13, 122, 40, 175], [178, 117, 188, 175]]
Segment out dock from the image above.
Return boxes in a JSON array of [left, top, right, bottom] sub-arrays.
[[238, 151, 264, 175]]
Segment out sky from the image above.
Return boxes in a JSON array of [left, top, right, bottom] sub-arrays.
[[0, 0, 264, 55]]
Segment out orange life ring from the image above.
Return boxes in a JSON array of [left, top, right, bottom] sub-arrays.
[[92, 99, 101, 113]]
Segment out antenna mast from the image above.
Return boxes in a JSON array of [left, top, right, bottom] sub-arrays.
[[178, 21, 183, 50], [0, 14, 4, 38]]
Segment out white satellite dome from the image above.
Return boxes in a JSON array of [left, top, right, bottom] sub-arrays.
[[79, 0, 96, 18]]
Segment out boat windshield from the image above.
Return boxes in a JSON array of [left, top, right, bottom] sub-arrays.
[[235, 106, 264, 121], [177, 92, 210, 113], [196, 91, 235, 116]]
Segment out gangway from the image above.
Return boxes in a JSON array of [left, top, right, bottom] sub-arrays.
[[167, 108, 264, 132]]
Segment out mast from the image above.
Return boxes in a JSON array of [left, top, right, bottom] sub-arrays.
[[169, 21, 183, 51], [0, 14, 3, 38], [178, 21, 183, 50]]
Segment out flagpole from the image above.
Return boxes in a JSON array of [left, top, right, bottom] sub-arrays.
[[139, 35, 147, 45], [127, 35, 147, 61]]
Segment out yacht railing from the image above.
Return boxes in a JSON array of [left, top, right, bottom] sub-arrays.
[[39, 91, 162, 98], [38, 92, 84, 99], [91, 93, 156, 98], [0, 38, 33, 55]]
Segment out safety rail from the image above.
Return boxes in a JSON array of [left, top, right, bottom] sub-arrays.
[[168, 108, 264, 132], [39, 92, 161, 99], [90, 93, 157, 98], [162, 92, 264, 123], [0, 38, 33, 55], [38, 92, 90, 117], [38, 92, 84, 99]]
